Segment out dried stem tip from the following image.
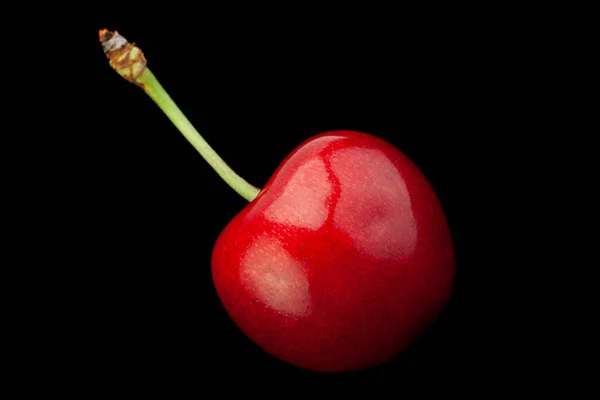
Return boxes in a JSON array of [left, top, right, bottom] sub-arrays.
[[99, 29, 147, 87]]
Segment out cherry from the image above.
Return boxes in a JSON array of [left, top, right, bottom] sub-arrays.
[[100, 30, 455, 372], [212, 130, 455, 371]]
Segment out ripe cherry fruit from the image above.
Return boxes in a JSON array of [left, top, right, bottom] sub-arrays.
[[100, 30, 456, 372], [212, 130, 455, 371]]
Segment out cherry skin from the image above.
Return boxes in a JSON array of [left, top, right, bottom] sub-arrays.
[[211, 130, 455, 372]]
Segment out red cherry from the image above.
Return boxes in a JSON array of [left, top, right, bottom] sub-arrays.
[[100, 34, 455, 372], [211, 130, 455, 372]]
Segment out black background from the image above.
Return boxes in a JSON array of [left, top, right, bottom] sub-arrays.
[[24, 6, 523, 393]]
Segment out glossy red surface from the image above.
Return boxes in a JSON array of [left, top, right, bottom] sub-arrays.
[[211, 130, 455, 372]]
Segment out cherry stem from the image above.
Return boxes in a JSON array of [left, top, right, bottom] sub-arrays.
[[99, 29, 261, 202]]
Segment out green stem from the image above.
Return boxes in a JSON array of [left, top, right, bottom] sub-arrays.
[[99, 29, 260, 202], [140, 68, 260, 202]]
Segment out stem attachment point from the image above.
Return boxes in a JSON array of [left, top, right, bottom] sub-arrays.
[[99, 30, 147, 88]]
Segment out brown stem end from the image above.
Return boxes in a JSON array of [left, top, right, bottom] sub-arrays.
[[99, 29, 147, 88]]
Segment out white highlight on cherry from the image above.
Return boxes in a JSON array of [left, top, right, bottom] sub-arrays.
[[240, 236, 311, 317]]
